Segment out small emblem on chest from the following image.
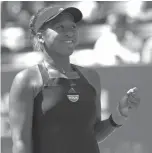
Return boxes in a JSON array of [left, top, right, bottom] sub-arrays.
[[67, 88, 79, 102]]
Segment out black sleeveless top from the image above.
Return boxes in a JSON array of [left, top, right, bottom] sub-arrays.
[[32, 64, 100, 153]]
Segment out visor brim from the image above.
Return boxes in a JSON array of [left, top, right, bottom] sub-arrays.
[[35, 7, 83, 33]]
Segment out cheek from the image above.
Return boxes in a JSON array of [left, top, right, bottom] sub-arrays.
[[44, 29, 58, 44], [75, 32, 79, 45]]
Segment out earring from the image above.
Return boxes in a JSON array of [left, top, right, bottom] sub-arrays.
[[37, 33, 44, 43], [39, 39, 44, 43]]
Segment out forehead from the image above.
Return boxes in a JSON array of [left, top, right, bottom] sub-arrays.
[[48, 13, 75, 26]]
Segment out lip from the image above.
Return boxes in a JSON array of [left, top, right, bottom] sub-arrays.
[[65, 40, 73, 42], [63, 40, 74, 44]]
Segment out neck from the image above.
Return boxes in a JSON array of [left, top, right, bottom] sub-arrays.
[[52, 53, 71, 72], [44, 45, 72, 72]]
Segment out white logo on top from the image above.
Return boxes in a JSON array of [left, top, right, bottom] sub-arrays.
[[67, 95, 79, 102]]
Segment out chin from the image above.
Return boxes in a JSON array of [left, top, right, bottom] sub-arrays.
[[64, 50, 74, 56], [68, 48, 75, 54], [63, 47, 75, 56]]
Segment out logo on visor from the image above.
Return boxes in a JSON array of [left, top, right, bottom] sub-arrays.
[[59, 8, 64, 12]]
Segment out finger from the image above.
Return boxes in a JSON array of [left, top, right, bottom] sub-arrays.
[[128, 101, 139, 110], [127, 87, 138, 95], [127, 94, 140, 108], [120, 95, 129, 107], [127, 88, 139, 99], [128, 99, 140, 108], [127, 96, 140, 108], [128, 99, 140, 105], [132, 87, 138, 92], [128, 95, 140, 105], [128, 94, 140, 103], [132, 87, 139, 97]]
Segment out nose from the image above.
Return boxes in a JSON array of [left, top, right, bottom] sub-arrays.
[[65, 31, 74, 38]]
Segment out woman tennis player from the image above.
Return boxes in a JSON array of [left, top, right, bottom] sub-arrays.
[[9, 6, 140, 153]]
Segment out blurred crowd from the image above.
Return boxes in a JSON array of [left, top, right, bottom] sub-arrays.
[[1, 1, 152, 153], [1, 1, 152, 68]]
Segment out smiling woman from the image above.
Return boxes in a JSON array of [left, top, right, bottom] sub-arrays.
[[29, 6, 82, 72], [9, 5, 141, 153], [41, 13, 78, 56]]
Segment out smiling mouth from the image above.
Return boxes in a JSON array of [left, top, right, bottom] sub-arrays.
[[64, 40, 74, 44]]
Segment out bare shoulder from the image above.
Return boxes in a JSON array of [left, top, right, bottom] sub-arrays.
[[75, 65, 101, 93], [12, 65, 41, 89]]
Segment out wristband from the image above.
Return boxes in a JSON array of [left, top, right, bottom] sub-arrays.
[[109, 114, 123, 128]]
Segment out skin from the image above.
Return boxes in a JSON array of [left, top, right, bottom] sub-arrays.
[[9, 13, 85, 153], [42, 13, 78, 55], [9, 68, 35, 153], [9, 11, 140, 153], [39, 13, 79, 72]]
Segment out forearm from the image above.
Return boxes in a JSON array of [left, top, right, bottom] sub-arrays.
[[10, 118, 33, 153], [12, 140, 32, 153], [94, 112, 125, 143], [94, 117, 116, 143]]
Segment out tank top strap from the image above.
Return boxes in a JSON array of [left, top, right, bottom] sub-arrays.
[[71, 64, 90, 84], [37, 62, 50, 87], [71, 64, 82, 78]]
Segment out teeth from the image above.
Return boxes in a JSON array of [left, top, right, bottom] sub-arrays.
[[65, 41, 73, 43]]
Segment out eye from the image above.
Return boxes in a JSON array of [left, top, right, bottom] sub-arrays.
[[72, 25, 76, 29], [56, 25, 64, 30]]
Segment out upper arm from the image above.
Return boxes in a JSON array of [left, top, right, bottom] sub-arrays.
[[9, 69, 34, 145]]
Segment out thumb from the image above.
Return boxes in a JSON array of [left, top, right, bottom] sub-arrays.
[[119, 95, 129, 107]]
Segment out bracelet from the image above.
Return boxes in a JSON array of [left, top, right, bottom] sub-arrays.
[[109, 114, 123, 128]]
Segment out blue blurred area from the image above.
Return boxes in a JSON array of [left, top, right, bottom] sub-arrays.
[[1, 1, 152, 153]]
